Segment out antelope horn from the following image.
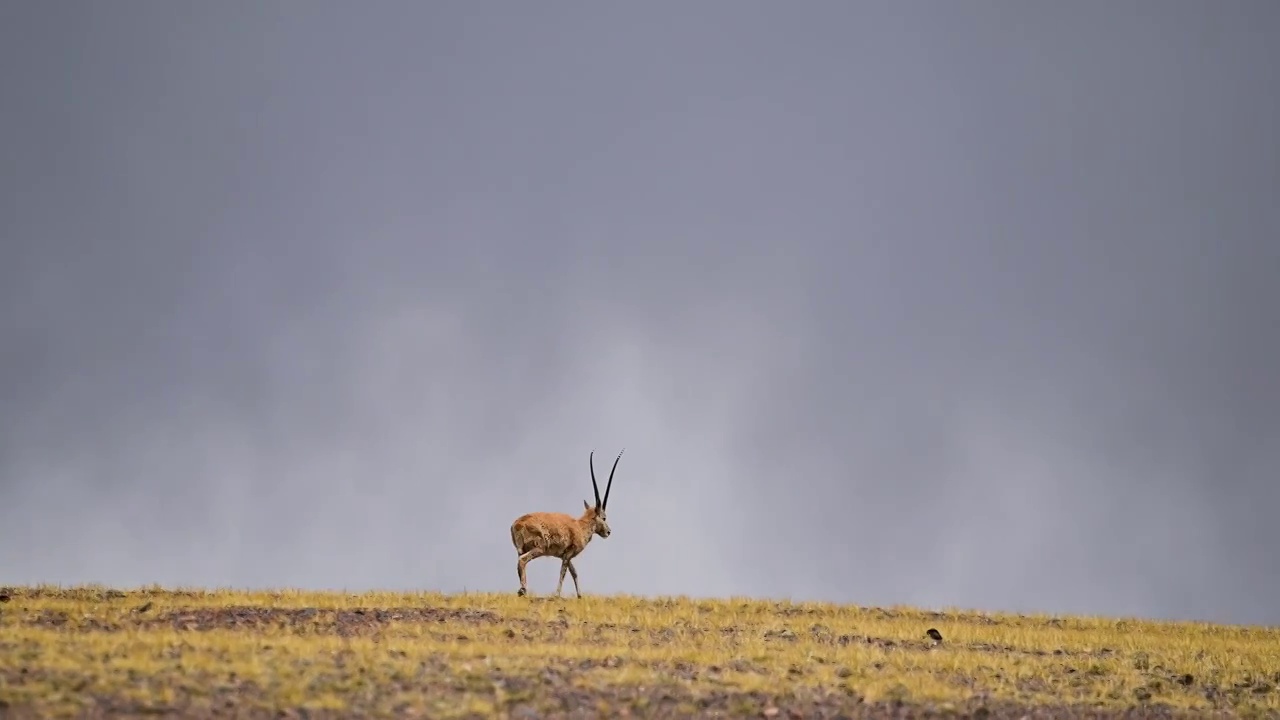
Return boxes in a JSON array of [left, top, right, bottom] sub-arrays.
[[589, 451, 602, 508], [602, 449, 623, 509]]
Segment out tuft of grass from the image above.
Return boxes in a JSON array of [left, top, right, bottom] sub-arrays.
[[1, 585, 1277, 718]]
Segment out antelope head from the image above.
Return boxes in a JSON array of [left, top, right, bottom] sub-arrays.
[[584, 449, 623, 539]]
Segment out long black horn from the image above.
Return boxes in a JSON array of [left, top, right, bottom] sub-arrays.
[[589, 451, 602, 508], [602, 449, 623, 509]]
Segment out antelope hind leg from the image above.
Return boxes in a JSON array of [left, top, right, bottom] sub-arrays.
[[517, 549, 544, 597]]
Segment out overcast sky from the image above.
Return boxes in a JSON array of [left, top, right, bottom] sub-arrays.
[[3, 2, 1278, 626]]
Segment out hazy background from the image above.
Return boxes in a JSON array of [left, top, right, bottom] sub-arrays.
[[3, 2, 1278, 626]]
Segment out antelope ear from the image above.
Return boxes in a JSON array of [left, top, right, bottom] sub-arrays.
[[584, 499, 592, 510]]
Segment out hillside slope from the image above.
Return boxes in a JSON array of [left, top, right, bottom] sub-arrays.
[[1, 586, 1276, 718]]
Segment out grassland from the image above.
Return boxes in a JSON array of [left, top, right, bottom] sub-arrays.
[[1, 586, 1277, 718]]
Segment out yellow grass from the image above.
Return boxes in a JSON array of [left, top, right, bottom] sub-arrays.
[[1, 584, 1277, 718]]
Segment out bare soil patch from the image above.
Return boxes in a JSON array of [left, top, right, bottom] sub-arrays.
[[22, 605, 503, 635], [152, 605, 502, 634]]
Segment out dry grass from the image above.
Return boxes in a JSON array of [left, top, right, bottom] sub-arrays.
[[1, 585, 1277, 718]]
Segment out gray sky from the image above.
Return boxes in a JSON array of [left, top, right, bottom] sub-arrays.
[[3, 1, 1278, 626]]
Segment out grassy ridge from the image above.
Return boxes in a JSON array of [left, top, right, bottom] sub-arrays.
[[0, 585, 1277, 718]]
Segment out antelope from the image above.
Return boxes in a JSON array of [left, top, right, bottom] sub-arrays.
[[510, 449, 623, 598]]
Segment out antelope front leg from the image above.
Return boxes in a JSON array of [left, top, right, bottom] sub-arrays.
[[566, 559, 581, 598], [555, 559, 570, 598], [517, 549, 544, 597]]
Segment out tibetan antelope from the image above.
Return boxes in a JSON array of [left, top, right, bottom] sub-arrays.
[[509, 449, 623, 598]]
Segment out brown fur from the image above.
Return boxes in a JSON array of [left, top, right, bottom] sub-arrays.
[[510, 450, 622, 598]]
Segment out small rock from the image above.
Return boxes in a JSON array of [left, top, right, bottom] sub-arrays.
[[135, 601, 153, 614], [1177, 673, 1194, 686], [926, 628, 943, 645], [762, 707, 780, 718]]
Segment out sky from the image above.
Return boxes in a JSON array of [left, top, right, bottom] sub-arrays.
[[2, 1, 1278, 626]]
